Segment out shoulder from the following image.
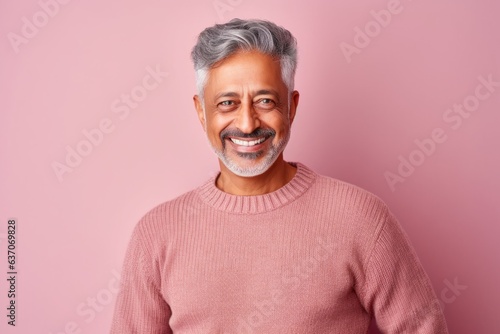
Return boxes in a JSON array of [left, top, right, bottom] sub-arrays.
[[308, 169, 391, 224], [131, 185, 205, 243], [300, 166, 400, 269], [143, 188, 200, 221]]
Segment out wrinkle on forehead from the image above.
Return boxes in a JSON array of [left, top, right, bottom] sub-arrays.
[[205, 51, 287, 99]]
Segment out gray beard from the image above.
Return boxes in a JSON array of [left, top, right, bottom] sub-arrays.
[[211, 130, 290, 177]]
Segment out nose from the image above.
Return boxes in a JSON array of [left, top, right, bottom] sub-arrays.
[[234, 102, 260, 134]]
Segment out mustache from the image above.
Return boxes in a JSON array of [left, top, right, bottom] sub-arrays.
[[220, 128, 276, 141]]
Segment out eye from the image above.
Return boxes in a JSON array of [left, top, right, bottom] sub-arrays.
[[217, 100, 238, 111], [255, 98, 276, 110]]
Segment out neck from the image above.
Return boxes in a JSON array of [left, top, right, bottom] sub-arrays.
[[216, 157, 297, 196]]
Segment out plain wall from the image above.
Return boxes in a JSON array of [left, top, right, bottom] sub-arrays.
[[1, 0, 499, 333]]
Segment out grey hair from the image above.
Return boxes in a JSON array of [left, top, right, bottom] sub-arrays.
[[191, 18, 298, 103]]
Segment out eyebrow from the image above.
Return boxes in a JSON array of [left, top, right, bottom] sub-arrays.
[[255, 89, 280, 97], [214, 92, 240, 100], [214, 89, 280, 101]]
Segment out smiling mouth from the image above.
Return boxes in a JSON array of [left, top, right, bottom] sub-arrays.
[[229, 137, 267, 147]]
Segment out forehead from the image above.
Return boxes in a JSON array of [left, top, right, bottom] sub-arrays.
[[205, 51, 286, 96]]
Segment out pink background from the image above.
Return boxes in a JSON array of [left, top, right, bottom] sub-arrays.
[[1, 0, 499, 333]]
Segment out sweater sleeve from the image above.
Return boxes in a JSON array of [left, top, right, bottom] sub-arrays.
[[358, 211, 449, 333], [110, 221, 172, 334]]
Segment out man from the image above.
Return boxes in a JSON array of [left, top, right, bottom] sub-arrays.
[[110, 19, 448, 333]]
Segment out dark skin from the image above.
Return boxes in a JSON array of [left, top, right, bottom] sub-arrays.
[[193, 51, 300, 196]]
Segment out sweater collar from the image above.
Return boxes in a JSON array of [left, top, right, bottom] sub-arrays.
[[197, 162, 316, 214]]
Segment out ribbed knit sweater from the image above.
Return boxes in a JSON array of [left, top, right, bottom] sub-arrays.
[[110, 163, 448, 333]]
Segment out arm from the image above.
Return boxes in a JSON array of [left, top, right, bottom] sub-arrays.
[[110, 222, 172, 334], [358, 212, 449, 333]]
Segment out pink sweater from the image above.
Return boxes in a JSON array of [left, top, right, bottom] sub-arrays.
[[110, 163, 448, 333]]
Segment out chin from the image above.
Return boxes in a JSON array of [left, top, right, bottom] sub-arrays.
[[210, 133, 290, 177], [218, 151, 281, 177]]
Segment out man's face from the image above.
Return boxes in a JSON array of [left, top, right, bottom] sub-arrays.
[[194, 51, 299, 177]]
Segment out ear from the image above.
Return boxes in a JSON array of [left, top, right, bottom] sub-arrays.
[[288, 90, 300, 125], [193, 95, 206, 131]]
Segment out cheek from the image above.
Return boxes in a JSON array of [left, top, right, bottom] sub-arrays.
[[264, 112, 290, 134], [206, 114, 232, 141]]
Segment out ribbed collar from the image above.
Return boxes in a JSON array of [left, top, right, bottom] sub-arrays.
[[196, 162, 317, 214]]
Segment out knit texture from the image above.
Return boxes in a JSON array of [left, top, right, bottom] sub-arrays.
[[110, 163, 448, 333]]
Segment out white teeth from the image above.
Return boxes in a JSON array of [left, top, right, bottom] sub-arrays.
[[230, 137, 266, 146]]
